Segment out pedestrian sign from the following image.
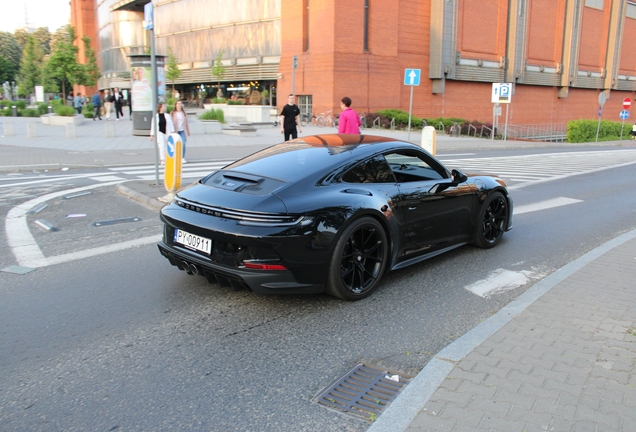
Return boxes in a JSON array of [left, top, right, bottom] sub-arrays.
[[620, 110, 630, 120], [404, 69, 421, 86]]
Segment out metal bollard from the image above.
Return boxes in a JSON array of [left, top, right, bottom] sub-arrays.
[[12, 105, 17, 116], [48, 105, 53, 114]]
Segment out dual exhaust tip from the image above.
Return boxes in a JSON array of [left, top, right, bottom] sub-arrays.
[[181, 260, 200, 276]]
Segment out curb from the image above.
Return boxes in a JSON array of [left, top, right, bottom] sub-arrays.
[[367, 228, 636, 432], [115, 182, 166, 211]]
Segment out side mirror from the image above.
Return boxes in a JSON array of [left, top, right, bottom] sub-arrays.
[[451, 169, 468, 184]]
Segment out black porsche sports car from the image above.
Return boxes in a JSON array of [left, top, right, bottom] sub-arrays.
[[158, 134, 513, 300]]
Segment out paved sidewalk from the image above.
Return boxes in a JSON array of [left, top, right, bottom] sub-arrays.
[[370, 229, 636, 432]]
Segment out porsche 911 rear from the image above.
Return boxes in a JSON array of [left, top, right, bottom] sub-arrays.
[[158, 192, 328, 295]]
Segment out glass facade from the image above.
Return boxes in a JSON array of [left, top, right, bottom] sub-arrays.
[[95, 0, 281, 92]]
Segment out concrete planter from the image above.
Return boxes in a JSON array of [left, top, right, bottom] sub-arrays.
[[190, 120, 222, 135], [41, 114, 84, 126], [202, 104, 271, 123]]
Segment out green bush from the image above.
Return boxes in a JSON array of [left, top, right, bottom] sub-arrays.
[[198, 108, 225, 122], [566, 119, 632, 143], [0, 106, 12, 116], [83, 103, 94, 118], [54, 105, 76, 117], [0, 100, 11, 108], [227, 100, 244, 105], [212, 97, 226, 104], [20, 108, 40, 117], [167, 104, 175, 113], [37, 103, 51, 115], [0, 100, 26, 109], [167, 97, 178, 106]]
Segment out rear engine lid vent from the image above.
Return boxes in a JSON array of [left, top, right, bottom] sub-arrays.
[[202, 171, 284, 195]]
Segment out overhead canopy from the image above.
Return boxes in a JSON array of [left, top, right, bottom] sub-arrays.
[[110, 0, 150, 12]]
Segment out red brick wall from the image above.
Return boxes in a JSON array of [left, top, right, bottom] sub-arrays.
[[579, 5, 608, 70], [71, 0, 97, 97], [280, 0, 635, 126], [526, 0, 566, 65], [619, 16, 636, 74]]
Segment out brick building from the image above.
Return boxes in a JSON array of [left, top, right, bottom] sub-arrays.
[[279, 0, 636, 126], [72, 0, 636, 126]]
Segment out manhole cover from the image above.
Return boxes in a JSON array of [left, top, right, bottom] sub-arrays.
[[313, 363, 411, 421]]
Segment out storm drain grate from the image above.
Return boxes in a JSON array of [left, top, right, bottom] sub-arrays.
[[313, 363, 411, 421]]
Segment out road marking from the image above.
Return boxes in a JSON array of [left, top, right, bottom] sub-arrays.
[[0, 172, 117, 189], [514, 197, 583, 215], [5, 180, 163, 269], [90, 175, 125, 182], [466, 268, 547, 298]]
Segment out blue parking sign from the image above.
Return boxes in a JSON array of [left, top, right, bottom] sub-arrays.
[[404, 69, 421, 86], [620, 110, 630, 120]]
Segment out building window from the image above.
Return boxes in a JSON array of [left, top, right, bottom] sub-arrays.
[[585, 0, 603, 10], [303, 0, 310, 52], [627, 1, 636, 19], [298, 95, 312, 117], [363, 0, 369, 52]]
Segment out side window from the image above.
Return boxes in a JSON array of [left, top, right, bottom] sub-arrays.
[[384, 151, 447, 182], [342, 155, 396, 184]]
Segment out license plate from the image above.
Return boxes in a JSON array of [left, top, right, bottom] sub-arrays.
[[174, 229, 211, 254]]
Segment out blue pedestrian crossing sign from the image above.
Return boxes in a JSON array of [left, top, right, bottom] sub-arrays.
[[620, 110, 630, 120], [404, 69, 421, 86]]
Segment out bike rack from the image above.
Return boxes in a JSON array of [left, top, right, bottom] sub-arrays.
[[468, 124, 477, 137], [438, 121, 445, 134], [390, 118, 395, 131], [481, 125, 492, 138], [373, 117, 381, 130]]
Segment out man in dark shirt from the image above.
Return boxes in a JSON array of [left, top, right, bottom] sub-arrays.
[[279, 94, 302, 141]]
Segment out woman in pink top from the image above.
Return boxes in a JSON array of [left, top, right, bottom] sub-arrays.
[[337, 96, 361, 134]]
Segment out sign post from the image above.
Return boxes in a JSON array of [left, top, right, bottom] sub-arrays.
[[404, 68, 421, 141], [621, 98, 632, 144], [145, 2, 160, 184], [491, 83, 512, 142], [596, 91, 606, 143]]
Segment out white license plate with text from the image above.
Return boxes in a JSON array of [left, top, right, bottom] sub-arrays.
[[174, 229, 211, 254]]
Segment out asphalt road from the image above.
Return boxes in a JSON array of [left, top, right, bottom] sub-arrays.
[[1, 148, 635, 431]]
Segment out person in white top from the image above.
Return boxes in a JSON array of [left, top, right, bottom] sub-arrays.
[[149, 103, 175, 165], [170, 100, 190, 163]]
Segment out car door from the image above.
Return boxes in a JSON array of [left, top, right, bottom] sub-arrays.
[[385, 150, 475, 251]]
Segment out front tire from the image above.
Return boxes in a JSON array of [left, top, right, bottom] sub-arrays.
[[325, 217, 388, 300], [472, 191, 508, 248]]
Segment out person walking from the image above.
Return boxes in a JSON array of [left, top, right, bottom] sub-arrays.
[[170, 100, 190, 163], [103, 89, 113, 120], [337, 96, 361, 134], [113, 87, 124, 120], [279, 94, 302, 141], [631, 124, 636, 141], [73, 93, 85, 115], [91, 90, 102, 120], [149, 103, 175, 165], [127, 90, 132, 119]]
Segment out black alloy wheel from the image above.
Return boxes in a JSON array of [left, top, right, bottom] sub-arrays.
[[326, 217, 388, 300], [473, 191, 508, 249]]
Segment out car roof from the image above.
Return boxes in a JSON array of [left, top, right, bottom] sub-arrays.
[[221, 134, 416, 183]]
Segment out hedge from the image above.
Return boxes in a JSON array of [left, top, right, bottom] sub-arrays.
[[566, 119, 634, 143]]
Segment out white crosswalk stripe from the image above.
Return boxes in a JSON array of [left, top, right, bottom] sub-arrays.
[[109, 150, 636, 186], [441, 149, 636, 188]]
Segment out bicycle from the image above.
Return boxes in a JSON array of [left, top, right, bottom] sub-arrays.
[[316, 110, 335, 128], [300, 112, 316, 127]]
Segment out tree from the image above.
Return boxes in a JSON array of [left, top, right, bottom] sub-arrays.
[[211, 50, 226, 92], [0, 55, 16, 84], [46, 26, 80, 100], [0, 32, 21, 72], [78, 36, 99, 88], [14, 27, 50, 55], [17, 35, 44, 97], [166, 46, 181, 95]]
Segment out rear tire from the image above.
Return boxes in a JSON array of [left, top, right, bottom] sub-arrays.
[[317, 117, 325, 128], [472, 191, 508, 249], [325, 217, 388, 300], [301, 114, 309, 127]]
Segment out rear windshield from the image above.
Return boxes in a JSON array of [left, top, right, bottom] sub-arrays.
[[221, 142, 357, 182]]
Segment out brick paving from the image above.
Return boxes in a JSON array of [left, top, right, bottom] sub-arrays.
[[370, 231, 636, 432]]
